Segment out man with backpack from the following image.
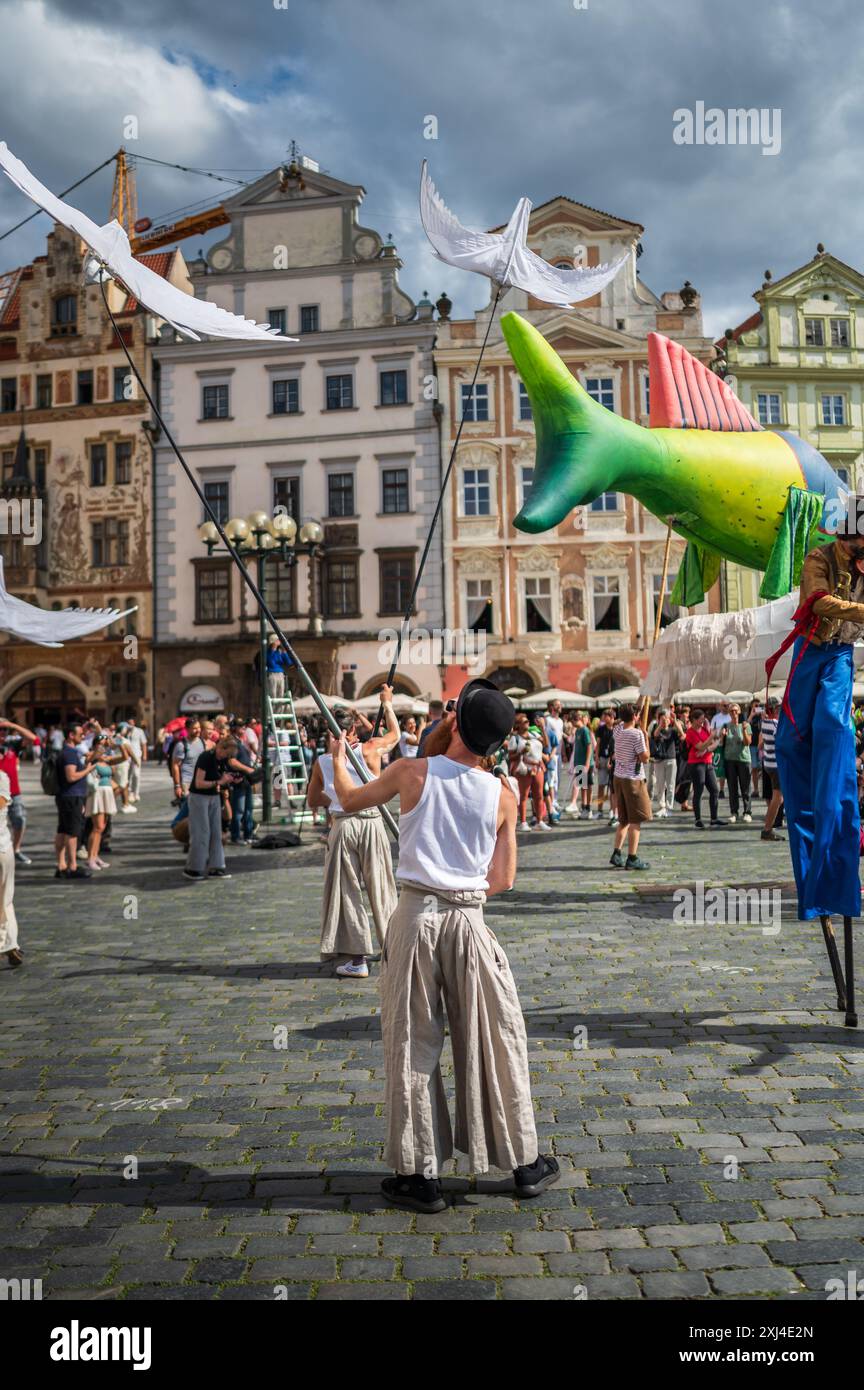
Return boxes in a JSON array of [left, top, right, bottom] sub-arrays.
[[170, 718, 206, 806]]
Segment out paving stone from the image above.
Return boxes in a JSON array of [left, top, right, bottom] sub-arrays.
[[3, 766, 863, 1302]]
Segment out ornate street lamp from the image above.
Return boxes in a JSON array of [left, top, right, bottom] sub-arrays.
[[199, 511, 326, 823]]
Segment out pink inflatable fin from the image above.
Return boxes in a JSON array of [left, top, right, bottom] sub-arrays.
[[648, 332, 762, 432]]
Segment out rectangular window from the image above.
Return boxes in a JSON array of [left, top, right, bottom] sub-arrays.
[[325, 557, 359, 617], [36, 374, 52, 409], [271, 378, 299, 415], [113, 366, 131, 402], [462, 467, 491, 516], [203, 480, 229, 525], [525, 575, 553, 633], [33, 447, 47, 489], [327, 472, 355, 516], [465, 578, 493, 632], [326, 374, 354, 410], [518, 381, 532, 421], [202, 383, 229, 419], [461, 383, 489, 421], [382, 467, 409, 514], [0, 377, 16, 412], [836, 466, 851, 487], [195, 562, 231, 623], [642, 374, 650, 416], [590, 491, 620, 512], [1, 449, 14, 481], [831, 319, 851, 348], [115, 440, 132, 485], [300, 305, 319, 334], [380, 553, 415, 614], [77, 370, 93, 406], [267, 308, 286, 335], [270, 558, 297, 617], [89, 442, 108, 487], [273, 476, 300, 521], [804, 317, 825, 347], [653, 572, 680, 629], [380, 369, 408, 406], [585, 376, 615, 410], [52, 295, 77, 335], [821, 394, 846, 426], [592, 574, 621, 630], [91, 518, 129, 568], [756, 392, 782, 425]]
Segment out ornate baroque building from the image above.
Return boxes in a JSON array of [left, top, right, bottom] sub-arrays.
[[434, 195, 715, 699], [152, 157, 441, 724], [717, 246, 864, 609], [0, 225, 191, 727]]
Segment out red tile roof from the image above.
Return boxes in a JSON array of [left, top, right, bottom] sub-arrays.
[[121, 250, 176, 314], [716, 311, 762, 349], [0, 267, 26, 329]]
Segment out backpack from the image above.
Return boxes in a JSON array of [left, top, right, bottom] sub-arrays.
[[41, 748, 64, 796]]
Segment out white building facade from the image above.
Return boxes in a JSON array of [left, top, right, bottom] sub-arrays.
[[152, 160, 441, 723]]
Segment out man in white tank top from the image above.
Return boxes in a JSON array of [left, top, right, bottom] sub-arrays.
[[308, 689, 399, 978], [331, 678, 560, 1214]]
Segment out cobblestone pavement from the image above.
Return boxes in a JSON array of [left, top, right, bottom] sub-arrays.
[[2, 763, 864, 1302]]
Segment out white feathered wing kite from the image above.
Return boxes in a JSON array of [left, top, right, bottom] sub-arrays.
[[420, 160, 629, 307], [0, 557, 137, 648], [0, 142, 297, 343]]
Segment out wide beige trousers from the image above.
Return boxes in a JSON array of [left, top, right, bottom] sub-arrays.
[[380, 883, 538, 1175], [319, 810, 397, 959], [0, 846, 18, 952]]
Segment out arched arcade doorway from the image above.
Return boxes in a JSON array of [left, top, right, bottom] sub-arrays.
[[5, 674, 88, 728]]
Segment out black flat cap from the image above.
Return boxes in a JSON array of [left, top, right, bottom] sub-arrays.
[[456, 678, 515, 756]]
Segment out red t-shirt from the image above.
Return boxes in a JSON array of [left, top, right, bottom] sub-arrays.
[[0, 749, 20, 797], [685, 726, 713, 765]]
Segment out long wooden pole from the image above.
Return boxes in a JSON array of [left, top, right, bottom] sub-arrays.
[[641, 522, 674, 732]]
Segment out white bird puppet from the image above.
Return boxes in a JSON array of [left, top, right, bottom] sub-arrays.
[[419, 161, 629, 307], [0, 142, 297, 343], [0, 557, 137, 648]]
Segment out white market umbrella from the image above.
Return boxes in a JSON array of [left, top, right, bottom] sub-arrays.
[[604, 685, 641, 704], [515, 686, 592, 710], [351, 693, 429, 715]]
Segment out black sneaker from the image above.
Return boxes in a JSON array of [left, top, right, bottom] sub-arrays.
[[513, 1154, 561, 1197], [208, 868, 232, 879], [610, 849, 624, 868], [380, 1173, 447, 1214], [694, 820, 705, 829], [709, 819, 723, 827], [625, 854, 650, 870], [761, 829, 785, 842], [66, 866, 92, 880], [54, 868, 65, 879], [183, 869, 204, 881]]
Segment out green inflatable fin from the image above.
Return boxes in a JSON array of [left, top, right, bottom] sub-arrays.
[[670, 542, 722, 607], [759, 486, 830, 600]]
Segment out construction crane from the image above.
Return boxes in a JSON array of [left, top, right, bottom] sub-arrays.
[[111, 148, 231, 255]]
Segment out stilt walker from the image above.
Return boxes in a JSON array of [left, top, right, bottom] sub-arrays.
[[309, 690, 400, 978], [770, 494, 864, 1026]]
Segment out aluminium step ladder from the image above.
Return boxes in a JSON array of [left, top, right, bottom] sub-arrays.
[[265, 689, 313, 826]]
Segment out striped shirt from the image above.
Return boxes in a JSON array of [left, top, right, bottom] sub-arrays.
[[613, 724, 647, 781], [760, 718, 778, 770]]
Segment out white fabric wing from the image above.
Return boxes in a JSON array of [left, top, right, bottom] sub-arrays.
[[419, 160, 628, 307], [0, 558, 136, 648], [0, 143, 297, 343], [510, 241, 631, 310]]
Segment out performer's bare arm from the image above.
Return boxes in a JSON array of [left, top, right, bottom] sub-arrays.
[[331, 735, 426, 813], [0, 717, 35, 742], [486, 782, 517, 896], [307, 759, 330, 810], [362, 685, 400, 769]]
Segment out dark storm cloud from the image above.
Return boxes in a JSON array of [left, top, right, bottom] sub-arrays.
[[1, 0, 862, 336]]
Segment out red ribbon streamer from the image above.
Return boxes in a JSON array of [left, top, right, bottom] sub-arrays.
[[764, 589, 829, 736]]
